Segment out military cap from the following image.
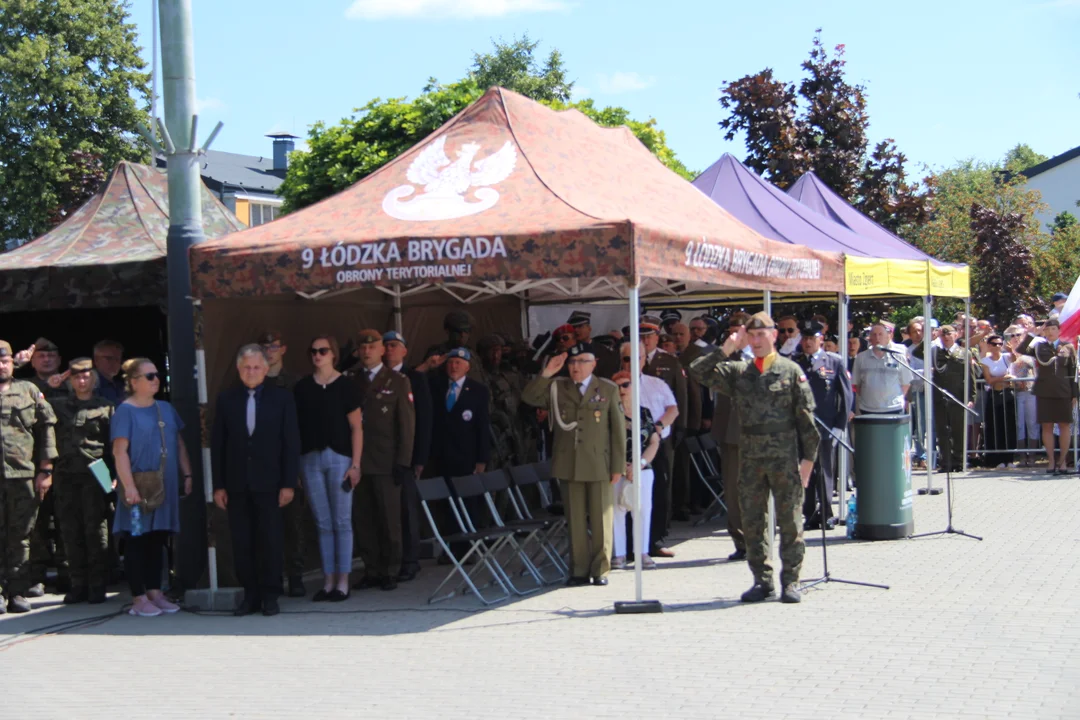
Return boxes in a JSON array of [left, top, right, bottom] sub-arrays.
[[660, 309, 682, 323], [257, 330, 283, 345], [1044, 317, 1061, 328], [800, 320, 824, 337], [0, 340, 12, 357], [357, 329, 383, 345], [638, 322, 658, 336], [446, 347, 472, 362], [659, 333, 675, 345], [382, 331, 406, 346], [592, 335, 617, 350], [745, 312, 775, 331], [34, 337, 59, 352], [554, 324, 575, 337], [567, 344, 594, 360], [939, 324, 956, 334], [640, 314, 663, 328], [68, 357, 93, 373], [444, 310, 472, 332], [476, 334, 503, 351], [567, 311, 592, 327], [1052, 292, 1068, 303]]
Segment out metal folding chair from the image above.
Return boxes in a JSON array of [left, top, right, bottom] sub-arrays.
[[416, 476, 514, 605], [450, 474, 544, 596], [686, 435, 727, 526], [509, 463, 569, 568], [483, 468, 567, 583]]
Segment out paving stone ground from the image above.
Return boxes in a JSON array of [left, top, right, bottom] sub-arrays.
[[2, 468, 1077, 719]]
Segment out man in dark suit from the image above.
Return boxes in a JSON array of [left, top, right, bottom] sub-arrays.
[[383, 330, 431, 582], [428, 348, 491, 478], [212, 344, 301, 617], [794, 321, 852, 529]]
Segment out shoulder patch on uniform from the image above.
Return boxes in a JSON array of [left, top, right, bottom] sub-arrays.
[[408, 392, 414, 403], [798, 375, 807, 383]]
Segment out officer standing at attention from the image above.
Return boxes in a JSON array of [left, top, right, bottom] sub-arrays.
[[690, 313, 819, 604], [568, 311, 619, 379], [794, 321, 852, 530], [0, 340, 58, 613], [51, 358, 115, 605], [523, 348, 625, 587], [350, 330, 415, 592]]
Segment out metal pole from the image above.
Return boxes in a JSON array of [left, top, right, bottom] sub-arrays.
[[962, 299, 971, 473], [763, 290, 772, 316], [838, 293, 849, 522], [159, 0, 206, 592], [923, 295, 938, 494], [392, 284, 403, 334]]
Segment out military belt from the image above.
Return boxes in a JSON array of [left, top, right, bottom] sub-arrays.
[[742, 421, 795, 435]]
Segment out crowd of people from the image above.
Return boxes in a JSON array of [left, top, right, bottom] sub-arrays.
[[0, 295, 1073, 614]]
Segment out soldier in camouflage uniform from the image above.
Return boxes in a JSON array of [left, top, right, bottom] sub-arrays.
[[0, 340, 59, 614], [476, 335, 526, 470], [51, 358, 114, 605], [690, 313, 819, 604]]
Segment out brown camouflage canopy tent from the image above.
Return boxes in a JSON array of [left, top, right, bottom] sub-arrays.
[[0, 161, 243, 313]]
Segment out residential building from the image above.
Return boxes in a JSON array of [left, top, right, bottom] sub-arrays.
[[1020, 145, 1080, 228]]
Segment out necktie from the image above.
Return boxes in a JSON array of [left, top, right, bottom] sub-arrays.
[[246, 389, 256, 435], [446, 382, 458, 411], [576, 382, 584, 396]]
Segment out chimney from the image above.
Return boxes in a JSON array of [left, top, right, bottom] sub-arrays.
[[266, 131, 298, 173]]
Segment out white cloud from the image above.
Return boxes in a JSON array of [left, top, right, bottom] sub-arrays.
[[594, 71, 655, 95], [194, 96, 227, 114], [345, 0, 569, 19]]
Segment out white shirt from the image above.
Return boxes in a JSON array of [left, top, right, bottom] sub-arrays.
[[391, 362, 404, 373], [637, 373, 676, 440], [694, 338, 708, 348], [447, 377, 464, 395], [575, 375, 592, 396], [365, 365, 381, 382]]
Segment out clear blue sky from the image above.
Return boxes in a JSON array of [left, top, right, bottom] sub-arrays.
[[126, 0, 1078, 177]]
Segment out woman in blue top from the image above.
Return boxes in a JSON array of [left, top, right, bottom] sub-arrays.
[[111, 358, 193, 617]]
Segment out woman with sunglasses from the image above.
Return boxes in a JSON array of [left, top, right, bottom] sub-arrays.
[[293, 336, 363, 601], [111, 358, 193, 617], [980, 335, 1016, 468], [610, 371, 661, 570]]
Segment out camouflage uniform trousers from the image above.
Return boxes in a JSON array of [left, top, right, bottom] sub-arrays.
[[30, 487, 67, 586], [738, 432, 805, 589], [54, 473, 110, 589], [0, 478, 39, 598]]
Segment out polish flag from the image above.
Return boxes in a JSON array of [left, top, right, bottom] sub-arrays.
[[1057, 274, 1080, 340]]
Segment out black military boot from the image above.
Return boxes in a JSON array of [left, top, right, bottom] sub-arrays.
[[781, 584, 803, 604], [63, 587, 89, 605], [25, 583, 44, 598], [740, 583, 775, 602], [7, 595, 32, 613], [88, 586, 107, 604]]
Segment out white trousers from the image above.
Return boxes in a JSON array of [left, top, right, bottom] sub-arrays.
[[612, 468, 655, 557], [1015, 391, 1038, 441]]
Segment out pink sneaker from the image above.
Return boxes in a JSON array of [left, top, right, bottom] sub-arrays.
[[128, 598, 163, 617], [149, 595, 180, 613]]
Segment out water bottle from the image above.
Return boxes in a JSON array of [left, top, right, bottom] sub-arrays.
[[846, 494, 857, 539], [130, 504, 144, 537]]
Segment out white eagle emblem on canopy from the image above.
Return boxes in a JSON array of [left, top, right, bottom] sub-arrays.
[[382, 136, 518, 222]]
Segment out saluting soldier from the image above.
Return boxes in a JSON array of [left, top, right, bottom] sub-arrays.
[[690, 313, 819, 605], [0, 340, 58, 614], [349, 330, 415, 592], [1016, 318, 1078, 473], [51, 358, 114, 605], [794, 321, 851, 530], [523, 347, 625, 586]]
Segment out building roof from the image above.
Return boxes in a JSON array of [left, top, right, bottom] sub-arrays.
[[1021, 145, 1080, 180], [156, 149, 285, 196]]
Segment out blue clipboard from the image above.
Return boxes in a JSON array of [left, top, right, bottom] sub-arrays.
[[88, 459, 113, 494]]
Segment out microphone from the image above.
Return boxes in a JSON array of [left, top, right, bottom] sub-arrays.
[[874, 345, 902, 354]]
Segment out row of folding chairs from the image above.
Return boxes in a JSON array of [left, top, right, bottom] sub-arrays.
[[417, 460, 569, 606], [683, 434, 728, 526]]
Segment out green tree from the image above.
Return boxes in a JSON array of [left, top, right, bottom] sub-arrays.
[[0, 0, 150, 250], [280, 40, 694, 213], [1003, 143, 1048, 174], [469, 34, 573, 103], [718, 31, 927, 234], [970, 203, 1037, 323], [1032, 212, 1080, 300]]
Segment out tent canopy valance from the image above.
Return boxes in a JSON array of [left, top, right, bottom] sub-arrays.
[[0, 161, 243, 312], [189, 88, 844, 303]]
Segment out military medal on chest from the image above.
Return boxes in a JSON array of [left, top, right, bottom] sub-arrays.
[[594, 410, 601, 423]]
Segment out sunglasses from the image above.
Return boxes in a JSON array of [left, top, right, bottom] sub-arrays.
[[621, 357, 632, 363], [989, 341, 1003, 346], [779, 328, 797, 334], [309, 347, 332, 356], [137, 372, 160, 382], [617, 382, 631, 389], [557, 334, 573, 342]]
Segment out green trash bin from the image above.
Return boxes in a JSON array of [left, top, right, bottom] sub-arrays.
[[852, 413, 914, 540]]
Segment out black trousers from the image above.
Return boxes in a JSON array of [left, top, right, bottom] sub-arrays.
[[803, 433, 836, 521], [984, 389, 1016, 466], [649, 442, 671, 550], [227, 490, 284, 602], [399, 471, 421, 571], [125, 530, 168, 597]]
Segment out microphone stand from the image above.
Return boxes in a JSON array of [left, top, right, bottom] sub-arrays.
[[800, 415, 889, 592], [877, 346, 983, 542]]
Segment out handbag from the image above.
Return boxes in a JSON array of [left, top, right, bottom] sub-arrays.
[[125, 402, 167, 511]]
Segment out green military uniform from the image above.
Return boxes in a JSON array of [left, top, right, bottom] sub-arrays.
[[268, 368, 307, 587], [522, 371, 625, 580], [1, 369, 58, 604], [674, 342, 705, 515], [28, 373, 67, 589], [915, 334, 981, 472], [690, 313, 819, 597], [476, 337, 527, 471], [351, 351, 415, 584], [52, 383, 113, 593]]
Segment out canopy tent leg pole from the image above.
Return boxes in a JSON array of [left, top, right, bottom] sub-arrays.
[[392, 284, 403, 334], [920, 295, 941, 495], [520, 296, 529, 341], [838, 294, 850, 523], [962, 299, 971, 473], [763, 290, 775, 563], [193, 305, 216, 595], [615, 282, 661, 614]]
